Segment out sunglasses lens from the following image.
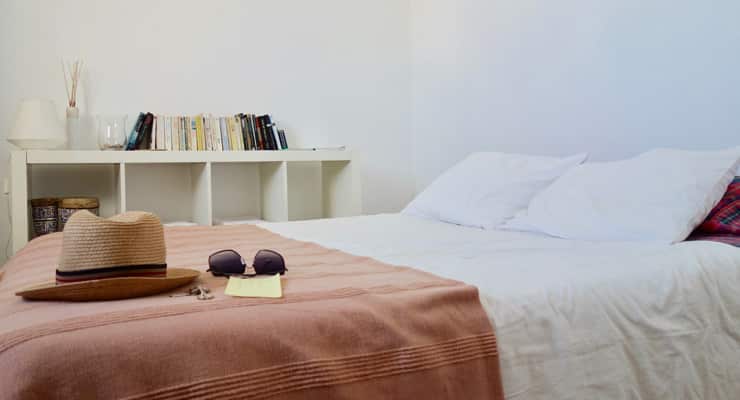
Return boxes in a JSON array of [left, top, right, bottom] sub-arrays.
[[253, 250, 287, 275], [209, 250, 246, 275]]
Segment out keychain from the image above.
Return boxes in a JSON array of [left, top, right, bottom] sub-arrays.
[[170, 285, 213, 300]]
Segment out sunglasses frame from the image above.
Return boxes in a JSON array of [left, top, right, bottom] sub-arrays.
[[207, 248, 287, 277]]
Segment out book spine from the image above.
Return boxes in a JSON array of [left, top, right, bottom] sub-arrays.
[[203, 114, 212, 151], [245, 114, 254, 150], [268, 116, 280, 150], [209, 115, 216, 151], [195, 115, 204, 151], [157, 115, 164, 150], [256, 116, 265, 150], [229, 115, 244, 150], [213, 116, 222, 151], [126, 113, 145, 150], [233, 115, 245, 150], [174, 116, 180, 151], [278, 129, 288, 150], [219, 117, 229, 150], [150, 115, 158, 150], [228, 117, 239, 151], [262, 115, 276, 150], [249, 114, 258, 150], [158, 115, 165, 150], [244, 114, 252, 150], [166, 116, 173, 151], [136, 113, 154, 150], [181, 117, 187, 151], [189, 117, 197, 151]]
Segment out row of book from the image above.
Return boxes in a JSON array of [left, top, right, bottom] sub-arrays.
[[124, 113, 289, 151]]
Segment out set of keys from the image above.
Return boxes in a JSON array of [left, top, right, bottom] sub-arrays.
[[169, 285, 214, 300]]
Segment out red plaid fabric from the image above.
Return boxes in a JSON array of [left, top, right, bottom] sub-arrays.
[[687, 233, 740, 247], [687, 176, 739, 247]]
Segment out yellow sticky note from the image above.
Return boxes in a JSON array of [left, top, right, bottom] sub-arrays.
[[224, 274, 283, 298]]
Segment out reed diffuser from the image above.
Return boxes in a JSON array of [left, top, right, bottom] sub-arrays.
[[62, 59, 90, 149]]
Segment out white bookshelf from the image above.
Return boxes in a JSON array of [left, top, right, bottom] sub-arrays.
[[9, 150, 361, 254]]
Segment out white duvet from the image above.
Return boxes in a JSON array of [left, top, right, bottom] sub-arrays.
[[262, 214, 740, 400]]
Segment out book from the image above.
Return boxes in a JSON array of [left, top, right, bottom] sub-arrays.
[[278, 129, 288, 150], [250, 114, 258, 150], [219, 117, 230, 150], [153, 115, 161, 150], [260, 115, 276, 150], [266, 116, 277, 150], [195, 115, 205, 151], [266, 115, 280, 151], [189, 117, 197, 151], [243, 114, 252, 150], [150, 115, 157, 150], [136, 113, 154, 150], [233, 115, 245, 150], [181, 117, 188, 151], [210, 116, 221, 151], [255, 116, 265, 150], [157, 115, 165, 150], [125, 113, 145, 150], [228, 116, 240, 150], [209, 115, 217, 151], [238, 114, 247, 149], [203, 115, 212, 151], [244, 114, 253, 150], [166, 116, 173, 151], [172, 117, 179, 151]]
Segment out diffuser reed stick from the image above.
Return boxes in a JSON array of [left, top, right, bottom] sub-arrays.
[[61, 60, 83, 108]]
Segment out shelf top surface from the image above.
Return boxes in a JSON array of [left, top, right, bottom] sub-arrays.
[[20, 150, 353, 164]]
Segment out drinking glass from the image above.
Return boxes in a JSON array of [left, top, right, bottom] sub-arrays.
[[97, 115, 127, 150]]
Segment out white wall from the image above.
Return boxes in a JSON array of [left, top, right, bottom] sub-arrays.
[[0, 0, 414, 263], [411, 0, 740, 189]]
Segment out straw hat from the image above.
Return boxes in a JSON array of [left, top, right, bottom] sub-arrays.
[[16, 211, 199, 301]]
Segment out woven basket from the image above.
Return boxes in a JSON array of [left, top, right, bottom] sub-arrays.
[[58, 197, 99, 231]]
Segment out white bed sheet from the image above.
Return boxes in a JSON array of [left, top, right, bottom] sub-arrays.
[[262, 214, 740, 400]]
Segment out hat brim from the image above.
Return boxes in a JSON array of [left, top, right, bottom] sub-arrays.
[[16, 268, 200, 302]]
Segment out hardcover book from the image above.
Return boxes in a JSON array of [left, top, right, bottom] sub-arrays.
[[278, 129, 288, 150], [136, 113, 154, 150], [125, 113, 145, 150]]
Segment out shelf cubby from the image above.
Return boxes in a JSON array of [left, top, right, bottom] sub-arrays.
[[28, 164, 123, 218], [211, 162, 262, 224], [125, 163, 211, 225]]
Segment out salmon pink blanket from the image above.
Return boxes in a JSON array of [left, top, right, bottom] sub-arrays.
[[0, 225, 503, 399]]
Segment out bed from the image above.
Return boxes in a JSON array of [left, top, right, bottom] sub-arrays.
[[3, 213, 738, 399], [263, 214, 740, 399]]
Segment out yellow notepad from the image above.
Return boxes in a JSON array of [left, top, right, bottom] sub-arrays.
[[224, 275, 283, 298]]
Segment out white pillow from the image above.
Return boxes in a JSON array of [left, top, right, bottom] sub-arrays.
[[402, 152, 588, 229], [504, 147, 740, 243]]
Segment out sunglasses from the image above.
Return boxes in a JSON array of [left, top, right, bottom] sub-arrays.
[[207, 249, 287, 277]]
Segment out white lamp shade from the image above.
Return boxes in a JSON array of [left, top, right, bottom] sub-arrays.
[[8, 99, 66, 149]]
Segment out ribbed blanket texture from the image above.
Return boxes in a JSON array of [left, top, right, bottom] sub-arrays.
[[0, 225, 503, 399]]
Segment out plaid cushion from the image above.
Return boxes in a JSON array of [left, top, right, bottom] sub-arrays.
[[696, 176, 739, 235], [687, 176, 739, 247]]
